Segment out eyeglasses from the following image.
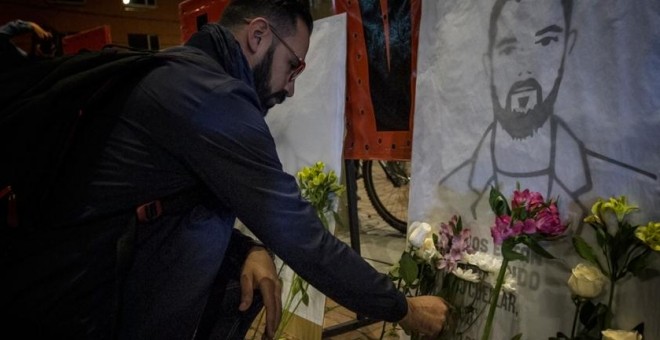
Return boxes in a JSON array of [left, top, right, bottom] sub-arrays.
[[245, 18, 306, 82]]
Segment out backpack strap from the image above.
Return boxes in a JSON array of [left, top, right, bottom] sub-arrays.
[[134, 188, 213, 224], [113, 186, 212, 336]]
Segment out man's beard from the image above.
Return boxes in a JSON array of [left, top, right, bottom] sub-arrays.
[[253, 45, 288, 113], [491, 77, 560, 139]]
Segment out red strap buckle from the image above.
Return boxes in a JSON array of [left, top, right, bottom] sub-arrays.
[[136, 200, 163, 223], [1, 186, 17, 228]]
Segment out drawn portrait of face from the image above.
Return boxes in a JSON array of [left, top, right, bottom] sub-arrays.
[[487, 0, 573, 139]]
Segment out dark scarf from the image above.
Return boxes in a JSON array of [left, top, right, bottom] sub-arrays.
[[184, 23, 255, 89]]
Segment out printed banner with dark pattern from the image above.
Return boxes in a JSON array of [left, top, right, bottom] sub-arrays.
[[337, 0, 421, 160], [410, 1, 660, 338]]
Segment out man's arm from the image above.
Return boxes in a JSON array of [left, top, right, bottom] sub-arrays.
[[0, 20, 32, 37], [400, 296, 448, 337], [135, 64, 447, 328], [0, 20, 50, 39]]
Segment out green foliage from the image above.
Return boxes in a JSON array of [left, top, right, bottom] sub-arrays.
[[489, 185, 511, 216], [399, 252, 419, 286], [501, 238, 527, 262], [572, 236, 601, 270], [566, 196, 660, 339], [269, 162, 344, 339], [521, 235, 556, 259], [297, 161, 344, 214]]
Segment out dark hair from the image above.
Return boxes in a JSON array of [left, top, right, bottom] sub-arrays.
[[487, 0, 573, 56], [219, 0, 313, 37]]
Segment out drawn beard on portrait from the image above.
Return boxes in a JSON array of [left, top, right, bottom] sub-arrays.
[[254, 44, 288, 114], [491, 75, 561, 140]]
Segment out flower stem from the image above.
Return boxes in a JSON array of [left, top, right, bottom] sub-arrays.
[[570, 299, 582, 339], [481, 258, 508, 340], [605, 277, 616, 330]]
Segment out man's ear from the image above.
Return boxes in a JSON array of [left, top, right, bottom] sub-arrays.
[[246, 17, 271, 55]]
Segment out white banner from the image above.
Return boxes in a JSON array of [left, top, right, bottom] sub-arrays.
[[411, 1, 660, 338], [237, 13, 347, 336], [265, 12, 346, 329]]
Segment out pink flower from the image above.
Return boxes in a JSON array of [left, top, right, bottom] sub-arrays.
[[528, 192, 545, 210], [511, 220, 524, 235], [511, 189, 531, 210], [535, 203, 567, 237], [512, 189, 545, 212], [521, 218, 537, 234], [491, 215, 514, 245]]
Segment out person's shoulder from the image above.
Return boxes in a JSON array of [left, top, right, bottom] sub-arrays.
[[159, 47, 260, 112], [133, 47, 260, 118], [142, 47, 233, 92], [158, 46, 216, 65]]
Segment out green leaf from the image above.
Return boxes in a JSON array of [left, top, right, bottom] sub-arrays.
[[628, 251, 651, 277], [455, 215, 463, 233], [502, 239, 527, 262], [522, 236, 556, 259], [301, 290, 309, 306], [399, 252, 419, 286], [573, 236, 598, 265], [510, 333, 523, 340], [635, 267, 660, 281], [489, 186, 511, 216], [291, 276, 302, 296], [595, 226, 609, 249]]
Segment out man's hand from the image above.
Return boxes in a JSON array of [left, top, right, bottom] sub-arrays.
[[239, 247, 282, 339], [28, 22, 52, 40], [398, 296, 449, 338]]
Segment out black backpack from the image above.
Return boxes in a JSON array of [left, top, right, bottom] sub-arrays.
[[0, 47, 171, 230], [0, 47, 223, 338]]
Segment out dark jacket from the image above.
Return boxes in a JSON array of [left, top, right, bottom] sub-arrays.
[[0, 20, 31, 65], [4, 24, 407, 339]]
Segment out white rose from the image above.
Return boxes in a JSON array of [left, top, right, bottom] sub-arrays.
[[408, 221, 432, 248], [567, 263, 608, 298], [415, 236, 439, 261], [601, 329, 642, 340]]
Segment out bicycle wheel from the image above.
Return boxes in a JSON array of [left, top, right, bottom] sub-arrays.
[[362, 160, 410, 234]]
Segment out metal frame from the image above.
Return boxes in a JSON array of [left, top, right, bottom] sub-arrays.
[[321, 159, 381, 338]]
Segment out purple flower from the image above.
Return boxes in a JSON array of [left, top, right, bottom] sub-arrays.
[[459, 229, 475, 254], [438, 220, 454, 252]]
